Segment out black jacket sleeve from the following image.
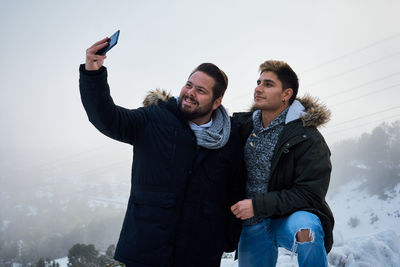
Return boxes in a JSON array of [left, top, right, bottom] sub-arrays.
[[79, 64, 147, 145], [224, 121, 246, 252], [253, 131, 332, 218]]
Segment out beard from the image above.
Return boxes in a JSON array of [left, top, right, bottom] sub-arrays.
[[178, 94, 214, 121]]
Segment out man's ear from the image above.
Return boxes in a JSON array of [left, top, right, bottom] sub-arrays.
[[212, 97, 222, 111], [283, 88, 293, 102]]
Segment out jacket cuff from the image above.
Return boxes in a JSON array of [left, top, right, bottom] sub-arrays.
[[79, 64, 107, 76], [252, 194, 264, 217]]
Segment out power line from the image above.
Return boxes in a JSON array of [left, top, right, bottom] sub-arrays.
[[300, 32, 400, 74], [304, 50, 400, 88], [240, 73, 400, 109], [324, 114, 400, 136], [329, 83, 400, 107], [324, 72, 400, 99], [328, 106, 400, 128], [229, 52, 400, 106]]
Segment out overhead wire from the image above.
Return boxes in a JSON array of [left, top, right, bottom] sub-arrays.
[[228, 32, 400, 104], [7, 33, 400, 179], [324, 114, 400, 136], [329, 83, 400, 107], [328, 106, 400, 128], [323, 72, 400, 99], [303, 50, 400, 88], [299, 32, 400, 74]]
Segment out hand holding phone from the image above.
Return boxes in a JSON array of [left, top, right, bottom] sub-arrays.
[[85, 30, 120, 71], [96, 30, 120, 55]]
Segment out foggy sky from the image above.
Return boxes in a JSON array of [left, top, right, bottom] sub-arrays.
[[1, 0, 400, 170]]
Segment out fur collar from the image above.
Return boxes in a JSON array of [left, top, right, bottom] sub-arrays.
[[250, 94, 330, 128], [142, 90, 330, 128], [297, 94, 331, 127], [142, 89, 173, 107]]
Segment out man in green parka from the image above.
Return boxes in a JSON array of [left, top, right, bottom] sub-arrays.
[[231, 60, 334, 267]]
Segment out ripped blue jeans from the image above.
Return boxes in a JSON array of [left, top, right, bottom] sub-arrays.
[[238, 211, 328, 267]]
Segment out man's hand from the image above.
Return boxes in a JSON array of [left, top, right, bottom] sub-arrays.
[[231, 199, 254, 220], [85, 38, 109, 71]]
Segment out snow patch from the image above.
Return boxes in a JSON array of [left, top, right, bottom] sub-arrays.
[[1, 220, 11, 232], [328, 230, 400, 267], [54, 257, 68, 267], [328, 181, 400, 239], [221, 232, 400, 266]]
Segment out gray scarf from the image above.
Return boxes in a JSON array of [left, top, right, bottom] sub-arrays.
[[191, 105, 231, 149]]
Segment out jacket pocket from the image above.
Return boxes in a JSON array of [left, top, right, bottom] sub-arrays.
[[132, 190, 177, 226], [118, 190, 178, 265], [133, 190, 176, 208]]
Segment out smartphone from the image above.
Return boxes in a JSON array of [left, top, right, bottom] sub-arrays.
[[96, 30, 120, 55]]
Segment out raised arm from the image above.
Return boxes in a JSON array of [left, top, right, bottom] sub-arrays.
[[79, 38, 148, 145]]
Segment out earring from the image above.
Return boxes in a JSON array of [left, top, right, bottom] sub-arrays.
[[282, 99, 286, 103]]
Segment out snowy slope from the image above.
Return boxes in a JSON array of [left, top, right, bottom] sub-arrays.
[[56, 180, 400, 267], [328, 230, 400, 267], [220, 180, 400, 267], [328, 181, 400, 240], [56, 231, 400, 267], [55, 257, 68, 267], [220, 230, 400, 267]]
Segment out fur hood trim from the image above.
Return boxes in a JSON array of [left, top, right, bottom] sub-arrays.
[[249, 94, 331, 128], [297, 94, 331, 127], [142, 90, 330, 127], [142, 89, 173, 107]]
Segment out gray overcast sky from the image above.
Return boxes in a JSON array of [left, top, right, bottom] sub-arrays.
[[1, 0, 400, 169]]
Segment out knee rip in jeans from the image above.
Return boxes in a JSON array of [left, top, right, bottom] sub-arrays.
[[290, 229, 315, 259]]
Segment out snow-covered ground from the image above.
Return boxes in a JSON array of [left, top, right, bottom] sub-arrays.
[[55, 257, 68, 267], [328, 181, 400, 240], [328, 230, 400, 267], [57, 230, 400, 267], [220, 180, 400, 267], [220, 230, 400, 267], [56, 180, 400, 267]]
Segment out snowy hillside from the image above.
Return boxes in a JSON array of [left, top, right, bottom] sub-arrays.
[[329, 180, 400, 239], [55, 179, 400, 267], [220, 180, 400, 267], [57, 233, 400, 267], [219, 230, 400, 266]]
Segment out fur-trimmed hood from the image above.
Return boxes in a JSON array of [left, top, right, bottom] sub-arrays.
[[250, 94, 330, 128], [142, 89, 330, 128], [293, 94, 331, 128], [142, 89, 173, 107]]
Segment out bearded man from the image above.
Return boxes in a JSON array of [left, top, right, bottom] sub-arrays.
[[79, 38, 244, 267]]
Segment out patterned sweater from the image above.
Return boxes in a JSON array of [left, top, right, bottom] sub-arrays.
[[244, 108, 288, 225]]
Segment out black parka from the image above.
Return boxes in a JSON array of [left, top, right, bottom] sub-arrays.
[[79, 65, 245, 266], [233, 96, 335, 253]]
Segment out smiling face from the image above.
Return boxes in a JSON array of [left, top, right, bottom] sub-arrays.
[[253, 71, 292, 114], [178, 71, 222, 125]]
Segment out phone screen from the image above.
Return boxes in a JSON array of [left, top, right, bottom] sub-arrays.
[[96, 30, 120, 55]]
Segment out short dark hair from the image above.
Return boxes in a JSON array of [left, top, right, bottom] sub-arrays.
[[259, 60, 298, 104], [190, 63, 228, 101]]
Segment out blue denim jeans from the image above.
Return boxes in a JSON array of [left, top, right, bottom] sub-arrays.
[[238, 211, 328, 267]]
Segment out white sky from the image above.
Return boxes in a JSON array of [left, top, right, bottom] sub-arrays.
[[1, 0, 400, 168]]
